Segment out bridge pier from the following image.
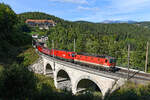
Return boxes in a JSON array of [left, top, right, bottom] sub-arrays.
[[54, 72, 58, 88], [72, 87, 77, 94]]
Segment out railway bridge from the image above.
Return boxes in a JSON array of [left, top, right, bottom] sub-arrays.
[[29, 53, 126, 97]]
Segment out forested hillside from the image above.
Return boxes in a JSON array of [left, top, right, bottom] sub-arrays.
[[135, 21, 150, 28], [0, 3, 33, 65], [18, 12, 150, 71], [18, 12, 65, 24], [48, 22, 150, 70]]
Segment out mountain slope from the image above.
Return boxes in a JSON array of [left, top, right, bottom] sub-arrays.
[[101, 20, 137, 24], [18, 12, 65, 24]]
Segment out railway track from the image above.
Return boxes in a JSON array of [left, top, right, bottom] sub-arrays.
[[118, 68, 150, 77], [73, 62, 150, 81], [72, 60, 150, 81], [116, 68, 150, 81]]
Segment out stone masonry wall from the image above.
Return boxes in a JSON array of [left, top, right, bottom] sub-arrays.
[[28, 57, 44, 74]]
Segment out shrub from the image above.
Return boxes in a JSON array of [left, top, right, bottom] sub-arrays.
[[0, 63, 37, 99]]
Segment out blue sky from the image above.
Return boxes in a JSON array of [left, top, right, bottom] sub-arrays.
[[2, 0, 150, 22]]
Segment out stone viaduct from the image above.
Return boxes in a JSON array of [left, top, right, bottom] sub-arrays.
[[29, 53, 126, 97]]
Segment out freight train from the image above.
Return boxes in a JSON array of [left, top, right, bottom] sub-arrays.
[[36, 43, 116, 71]]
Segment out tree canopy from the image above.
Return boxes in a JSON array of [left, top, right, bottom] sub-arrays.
[[17, 12, 150, 70], [0, 3, 17, 39]]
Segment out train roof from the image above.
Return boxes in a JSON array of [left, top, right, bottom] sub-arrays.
[[53, 48, 76, 53], [77, 52, 115, 59], [36, 45, 75, 53]]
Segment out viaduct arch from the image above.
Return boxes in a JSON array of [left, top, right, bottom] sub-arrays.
[[31, 55, 126, 97]]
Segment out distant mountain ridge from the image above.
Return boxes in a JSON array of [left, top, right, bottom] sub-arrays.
[[101, 20, 137, 24], [74, 20, 94, 23]]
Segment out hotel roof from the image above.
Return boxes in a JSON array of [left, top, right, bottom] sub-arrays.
[[25, 19, 56, 24]]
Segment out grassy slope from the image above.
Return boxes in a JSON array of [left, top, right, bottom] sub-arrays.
[[107, 82, 150, 100], [18, 46, 39, 66]]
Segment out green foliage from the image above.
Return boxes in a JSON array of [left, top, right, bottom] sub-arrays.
[[136, 21, 150, 29], [0, 65, 4, 73], [0, 63, 37, 99], [18, 47, 39, 66], [0, 67, 102, 100], [47, 22, 150, 70], [18, 12, 65, 24], [29, 27, 49, 37], [0, 3, 17, 40], [106, 82, 150, 100], [0, 3, 32, 65], [34, 75, 97, 100]]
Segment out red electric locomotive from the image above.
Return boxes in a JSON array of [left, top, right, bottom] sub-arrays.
[[36, 44, 116, 70], [50, 49, 76, 61], [74, 53, 116, 69]]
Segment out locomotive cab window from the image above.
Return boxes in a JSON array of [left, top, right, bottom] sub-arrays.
[[105, 60, 108, 63], [71, 54, 75, 57], [109, 59, 116, 63]]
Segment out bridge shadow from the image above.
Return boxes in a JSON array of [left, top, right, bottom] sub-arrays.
[[77, 79, 102, 94], [46, 64, 53, 78], [57, 70, 72, 91]]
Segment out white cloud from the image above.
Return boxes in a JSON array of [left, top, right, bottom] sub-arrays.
[[49, 0, 88, 4], [115, 0, 149, 7], [76, 0, 150, 22], [77, 6, 100, 11], [108, 0, 150, 14], [50, 0, 150, 22]]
